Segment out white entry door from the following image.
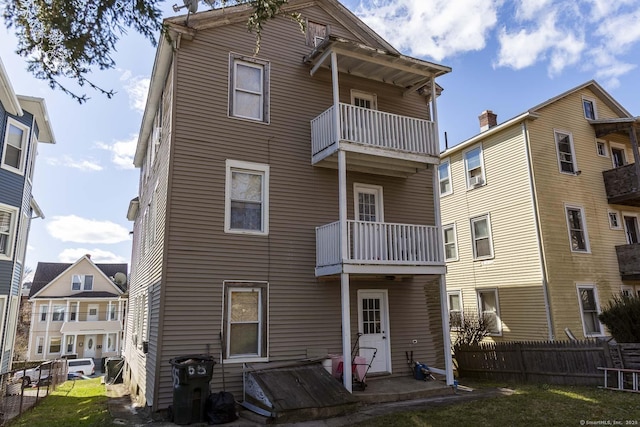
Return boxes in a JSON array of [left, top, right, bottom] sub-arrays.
[[357, 290, 391, 374], [84, 335, 97, 358]]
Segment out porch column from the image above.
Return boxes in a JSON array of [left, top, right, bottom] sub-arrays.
[[43, 300, 52, 359], [65, 300, 71, 322], [75, 301, 80, 321], [108, 301, 112, 321]]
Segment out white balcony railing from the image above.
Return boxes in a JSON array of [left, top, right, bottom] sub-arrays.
[[316, 220, 443, 268], [311, 103, 438, 158]]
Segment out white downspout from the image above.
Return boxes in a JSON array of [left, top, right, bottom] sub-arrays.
[[430, 76, 454, 386], [332, 51, 353, 392]]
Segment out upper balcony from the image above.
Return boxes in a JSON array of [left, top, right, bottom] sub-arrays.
[[316, 220, 446, 277], [615, 243, 640, 280], [603, 164, 640, 207], [311, 103, 439, 177]]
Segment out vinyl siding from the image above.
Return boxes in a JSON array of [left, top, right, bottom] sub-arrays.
[[147, 10, 442, 409], [441, 123, 548, 341], [528, 87, 638, 339]]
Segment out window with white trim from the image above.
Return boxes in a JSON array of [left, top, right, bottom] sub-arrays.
[[577, 285, 602, 336], [351, 90, 377, 110], [49, 336, 61, 353], [66, 335, 74, 353], [36, 336, 44, 355], [555, 130, 577, 174], [443, 223, 458, 261], [0, 204, 18, 260], [1, 118, 30, 174], [438, 160, 452, 196], [39, 304, 48, 322], [477, 289, 501, 334], [26, 134, 37, 182], [565, 205, 590, 252], [583, 97, 597, 120], [224, 281, 268, 360], [106, 333, 117, 352], [229, 54, 270, 123], [471, 214, 493, 260], [109, 304, 117, 321], [52, 305, 65, 321], [354, 183, 383, 222], [71, 274, 93, 291], [608, 211, 621, 230], [596, 140, 608, 157], [447, 290, 463, 329], [464, 146, 485, 188], [225, 160, 269, 235]]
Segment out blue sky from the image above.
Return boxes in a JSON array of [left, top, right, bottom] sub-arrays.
[[1, 0, 640, 279]]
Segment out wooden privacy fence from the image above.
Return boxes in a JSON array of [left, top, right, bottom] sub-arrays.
[[455, 340, 609, 386]]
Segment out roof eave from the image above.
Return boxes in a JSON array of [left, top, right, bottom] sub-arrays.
[[16, 96, 56, 144], [0, 57, 23, 116]]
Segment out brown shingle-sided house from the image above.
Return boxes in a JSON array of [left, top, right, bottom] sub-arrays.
[[124, 0, 453, 412], [27, 255, 128, 363]]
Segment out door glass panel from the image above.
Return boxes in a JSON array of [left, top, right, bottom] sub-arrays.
[[87, 338, 94, 349], [362, 298, 381, 334], [358, 193, 377, 222]]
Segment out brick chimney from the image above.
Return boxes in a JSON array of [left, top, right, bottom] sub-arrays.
[[479, 110, 497, 132]]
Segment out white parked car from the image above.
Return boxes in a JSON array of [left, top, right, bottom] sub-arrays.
[[13, 362, 52, 387], [67, 358, 95, 376]]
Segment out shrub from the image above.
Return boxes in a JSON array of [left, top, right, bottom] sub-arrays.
[[452, 310, 491, 349], [598, 294, 640, 342]]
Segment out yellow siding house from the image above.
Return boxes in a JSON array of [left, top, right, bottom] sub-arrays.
[[440, 81, 640, 342]]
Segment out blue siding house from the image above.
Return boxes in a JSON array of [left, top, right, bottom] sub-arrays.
[[0, 57, 55, 372]]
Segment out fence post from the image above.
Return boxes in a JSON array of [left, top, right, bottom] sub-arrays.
[[516, 342, 527, 382]]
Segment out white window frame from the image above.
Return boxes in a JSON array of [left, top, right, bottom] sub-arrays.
[[48, 336, 62, 354], [438, 159, 452, 197], [52, 305, 65, 322], [565, 204, 591, 253], [106, 333, 117, 352], [39, 304, 48, 322], [470, 214, 494, 260], [223, 281, 269, 363], [463, 145, 485, 189], [228, 53, 270, 123], [350, 89, 377, 110], [36, 336, 44, 355], [582, 97, 597, 120], [477, 288, 501, 335], [608, 210, 622, 230], [576, 284, 603, 337], [443, 223, 458, 262], [66, 335, 75, 354], [610, 142, 627, 169], [0, 204, 19, 261], [554, 130, 578, 175], [224, 159, 270, 235], [447, 290, 463, 330], [595, 139, 608, 158], [1, 118, 30, 175], [622, 212, 640, 244], [353, 183, 384, 222]]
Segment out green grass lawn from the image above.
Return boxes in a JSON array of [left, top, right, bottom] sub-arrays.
[[7, 377, 110, 427], [354, 382, 640, 427]]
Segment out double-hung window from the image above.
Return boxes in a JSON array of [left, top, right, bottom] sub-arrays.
[[443, 223, 458, 261], [229, 54, 270, 123], [471, 214, 493, 260], [577, 285, 602, 336], [477, 289, 501, 334], [0, 205, 18, 260], [66, 335, 74, 353], [555, 130, 577, 174], [52, 305, 65, 321], [36, 337, 44, 355], [1, 118, 29, 174], [49, 337, 61, 353], [225, 160, 269, 235], [447, 291, 463, 329], [464, 146, 485, 188], [583, 97, 596, 119], [565, 205, 590, 252], [39, 305, 48, 322], [224, 281, 268, 360], [438, 160, 452, 196]]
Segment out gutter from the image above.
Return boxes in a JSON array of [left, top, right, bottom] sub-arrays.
[[0, 57, 22, 116], [522, 121, 555, 340]]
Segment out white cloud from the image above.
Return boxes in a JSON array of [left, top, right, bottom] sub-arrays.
[[58, 248, 128, 264], [122, 73, 150, 114], [95, 134, 137, 169], [47, 215, 130, 244], [45, 155, 103, 171], [355, 0, 500, 61]]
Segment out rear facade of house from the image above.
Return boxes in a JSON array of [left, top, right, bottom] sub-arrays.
[[124, 0, 452, 411], [0, 58, 55, 371], [440, 81, 640, 343]]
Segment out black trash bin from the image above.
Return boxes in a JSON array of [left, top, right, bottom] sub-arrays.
[[105, 357, 124, 384], [169, 355, 215, 425]]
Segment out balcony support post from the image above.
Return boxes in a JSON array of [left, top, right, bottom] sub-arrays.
[[340, 273, 353, 392]]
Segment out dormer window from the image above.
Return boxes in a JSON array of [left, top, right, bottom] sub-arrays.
[[72, 274, 94, 291]]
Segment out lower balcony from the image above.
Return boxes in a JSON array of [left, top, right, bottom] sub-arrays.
[[616, 243, 640, 280], [316, 220, 446, 277], [60, 320, 123, 335], [603, 165, 640, 207]]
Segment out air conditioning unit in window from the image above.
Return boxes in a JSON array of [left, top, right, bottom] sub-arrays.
[[469, 176, 484, 187]]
